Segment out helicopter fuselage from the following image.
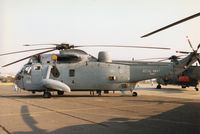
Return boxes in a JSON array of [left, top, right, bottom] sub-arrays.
[[14, 49, 199, 95], [157, 66, 200, 89], [15, 61, 170, 92]]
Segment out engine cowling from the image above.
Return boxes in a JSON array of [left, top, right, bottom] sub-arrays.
[[98, 51, 112, 62]]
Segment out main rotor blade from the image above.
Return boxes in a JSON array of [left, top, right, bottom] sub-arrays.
[[197, 58, 200, 65], [141, 12, 200, 38], [0, 47, 55, 56], [24, 44, 170, 50], [2, 49, 55, 67], [197, 44, 200, 51], [76, 45, 170, 50]]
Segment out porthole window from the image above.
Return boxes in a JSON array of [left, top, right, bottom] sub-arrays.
[[69, 69, 75, 77]]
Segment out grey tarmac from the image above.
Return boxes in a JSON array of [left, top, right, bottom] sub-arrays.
[[0, 84, 200, 134]]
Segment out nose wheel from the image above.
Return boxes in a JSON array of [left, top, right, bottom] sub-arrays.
[[156, 84, 161, 89], [43, 91, 51, 98]]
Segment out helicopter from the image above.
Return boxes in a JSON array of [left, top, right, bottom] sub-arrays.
[[155, 39, 200, 91], [0, 43, 200, 98], [138, 53, 200, 91], [140, 12, 200, 91], [156, 65, 200, 91]]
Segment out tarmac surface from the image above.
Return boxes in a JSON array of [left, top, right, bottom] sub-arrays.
[[0, 84, 200, 134]]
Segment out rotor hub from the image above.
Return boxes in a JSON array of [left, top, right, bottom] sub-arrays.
[[56, 44, 74, 50]]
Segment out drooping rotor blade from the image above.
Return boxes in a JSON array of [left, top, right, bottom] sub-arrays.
[[136, 57, 170, 61], [141, 12, 200, 38], [158, 59, 169, 62], [24, 44, 60, 46], [23, 43, 170, 50], [138, 55, 184, 61], [0, 47, 54, 56], [158, 55, 183, 62], [176, 51, 190, 54], [2, 49, 55, 67], [76, 45, 170, 50]]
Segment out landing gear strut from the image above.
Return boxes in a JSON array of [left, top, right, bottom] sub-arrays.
[[43, 91, 51, 98], [90, 91, 95, 96], [156, 84, 161, 89], [97, 90, 102, 96]]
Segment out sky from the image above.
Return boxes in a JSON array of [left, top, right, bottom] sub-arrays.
[[0, 0, 200, 74]]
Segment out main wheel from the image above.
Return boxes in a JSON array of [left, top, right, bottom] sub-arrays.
[[57, 91, 64, 95], [132, 92, 137, 97], [156, 84, 161, 89], [195, 88, 199, 91], [182, 85, 186, 88], [97, 90, 102, 96], [43, 91, 51, 98]]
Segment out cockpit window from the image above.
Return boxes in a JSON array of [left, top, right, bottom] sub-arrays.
[[34, 66, 41, 70], [57, 55, 81, 63], [19, 69, 23, 74], [24, 66, 32, 75]]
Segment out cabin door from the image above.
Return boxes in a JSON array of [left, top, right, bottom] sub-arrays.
[[31, 64, 43, 87]]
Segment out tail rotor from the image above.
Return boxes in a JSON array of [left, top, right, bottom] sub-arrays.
[[176, 36, 200, 66]]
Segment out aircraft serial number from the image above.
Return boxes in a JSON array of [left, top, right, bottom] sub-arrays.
[[142, 69, 160, 75]]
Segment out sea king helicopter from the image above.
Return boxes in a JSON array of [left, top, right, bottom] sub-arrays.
[[1, 43, 200, 98], [152, 38, 200, 91], [156, 65, 200, 91], [138, 48, 200, 91], [1, 12, 200, 98], [140, 12, 200, 91]]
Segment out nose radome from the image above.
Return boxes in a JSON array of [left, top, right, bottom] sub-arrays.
[[14, 74, 24, 89]]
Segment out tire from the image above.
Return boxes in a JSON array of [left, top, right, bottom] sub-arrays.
[[182, 85, 187, 88], [57, 91, 64, 95], [132, 92, 137, 97], [156, 85, 161, 89], [43, 92, 51, 98], [97, 90, 102, 96]]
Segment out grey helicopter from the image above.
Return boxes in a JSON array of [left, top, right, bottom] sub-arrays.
[[156, 65, 200, 91], [1, 43, 200, 98], [138, 54, 200, 91], [140, 12, 200, 91], [155, 38, 200, 91]]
